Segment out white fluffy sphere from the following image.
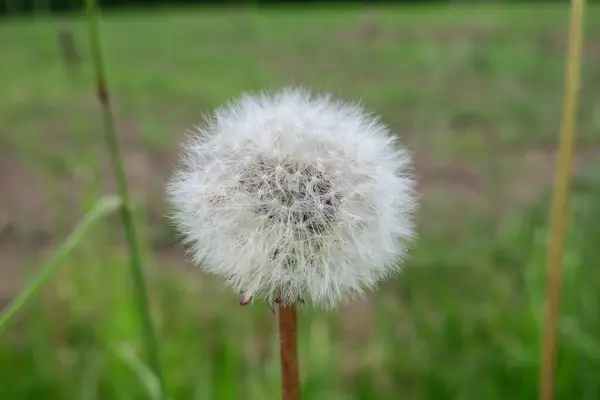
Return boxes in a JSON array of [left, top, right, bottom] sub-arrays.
[[167, 88, 417, 308]]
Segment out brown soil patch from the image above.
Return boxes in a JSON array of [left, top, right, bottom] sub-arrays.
[[336, 14, 496, 45], [506, 146, 600, 203], [0, 118, 183, 297], [537, 28, 600, 61], [0, 152, 54, 236]]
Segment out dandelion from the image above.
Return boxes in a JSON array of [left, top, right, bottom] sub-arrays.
[[168, 87, 417, 306], [167, 87, 418, 399]]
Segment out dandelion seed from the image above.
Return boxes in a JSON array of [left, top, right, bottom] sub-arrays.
[[167, 87, 418, 309]]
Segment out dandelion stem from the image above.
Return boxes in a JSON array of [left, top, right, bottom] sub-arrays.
[[85, 1, 167, 398], [279, 303, 301, 400], [539, 1, 586, 400]]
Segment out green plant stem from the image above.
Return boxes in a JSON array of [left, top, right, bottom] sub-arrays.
[[84, 2, 167, 398], [0, 197, 121, 334]]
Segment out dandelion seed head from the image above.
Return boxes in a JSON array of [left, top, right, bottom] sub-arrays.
[[167, 87, 417, 308]]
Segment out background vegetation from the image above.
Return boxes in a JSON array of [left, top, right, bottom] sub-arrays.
[[0, 0, 569, 17], [1, 2, 599, 399]]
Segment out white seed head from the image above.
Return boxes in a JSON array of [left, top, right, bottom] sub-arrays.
[[167, 87, 417, 308]]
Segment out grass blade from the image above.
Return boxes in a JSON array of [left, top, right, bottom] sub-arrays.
[[113, 343, 161, 400], [0, 196, 121, 333], [84, 0, 167, 397]]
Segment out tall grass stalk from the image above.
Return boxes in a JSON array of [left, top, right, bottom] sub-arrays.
[[539, 1, 586, 399], [84, 0, 167, 398], [0, 196, 121, 334]]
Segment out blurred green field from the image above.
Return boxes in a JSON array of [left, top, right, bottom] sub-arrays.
[[1, 3, 600, 399]]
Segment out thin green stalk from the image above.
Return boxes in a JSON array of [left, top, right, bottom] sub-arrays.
[[84, 2, 167, 398], [0, 197, 121, 333], [539, 1, 586, 400]]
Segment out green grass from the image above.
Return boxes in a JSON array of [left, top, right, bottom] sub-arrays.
[[1, 3, 600, 399]]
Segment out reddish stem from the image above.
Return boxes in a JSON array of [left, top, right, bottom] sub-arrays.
[[279, 303, 301, 400]]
